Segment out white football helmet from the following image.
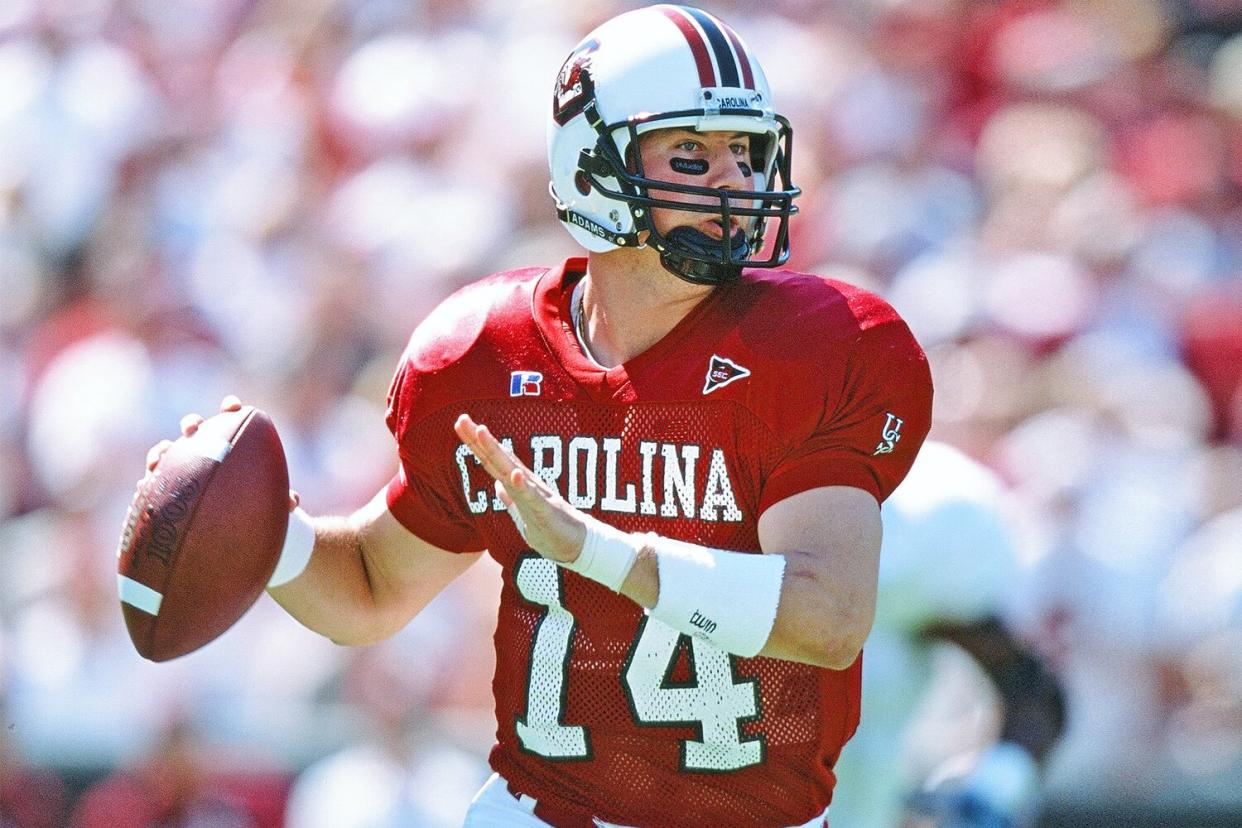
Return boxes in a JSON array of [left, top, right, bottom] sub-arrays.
[[547, 5, 800, 285]]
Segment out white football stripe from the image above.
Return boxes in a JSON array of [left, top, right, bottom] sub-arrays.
[[182, 431, 232, 462], [118, 574, 163, 615]]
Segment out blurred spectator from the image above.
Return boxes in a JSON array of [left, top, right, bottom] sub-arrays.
[[283, 558, 498, 828], [282, 645, 489, 828], [0, 700, 68, 828], [1181, 287, 1242, 441], [68, 720, 258, 828], [1154, 507, 1242, 807]]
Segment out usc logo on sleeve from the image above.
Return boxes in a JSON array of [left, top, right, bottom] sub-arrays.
[[873, 413, 904, 456]]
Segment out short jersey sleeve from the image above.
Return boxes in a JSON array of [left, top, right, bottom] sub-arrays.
[[383, 358, 486, 554], [759, 315, 932, 512]]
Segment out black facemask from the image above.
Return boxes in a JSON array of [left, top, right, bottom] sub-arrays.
[[571, 108, 801, 286], [658, 226, 750, 285]]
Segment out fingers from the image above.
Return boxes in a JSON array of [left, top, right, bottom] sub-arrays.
[[453, 413, 476, 441], [495, 481, 527, 540], [454, 413, 523, 483], [181, 395, 242, 436], [455, 414, 558, 509], [493, 479, 514, 508], [289, 489, 301, 512], [149, 396, 247, 474], [507, 467, 538, 501], [146, 439, 173, 472], [460, 415, 583, 563], [454, 414, 498, 464], [180, 413, 205, 437], [491, 472, 541, 513]]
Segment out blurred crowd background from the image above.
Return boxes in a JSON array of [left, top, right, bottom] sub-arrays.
[[1, 0, 1240, 825]]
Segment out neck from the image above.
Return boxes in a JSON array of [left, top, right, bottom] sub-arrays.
[[579, 247, 715, 368]]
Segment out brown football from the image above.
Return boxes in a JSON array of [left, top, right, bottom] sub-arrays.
[[116, 406, 289, 661]]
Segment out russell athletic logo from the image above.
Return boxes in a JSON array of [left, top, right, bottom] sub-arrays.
[[703, 355, 750, 394], [510, 371, 543, 397]]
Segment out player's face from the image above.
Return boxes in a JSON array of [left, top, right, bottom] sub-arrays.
[[636, 128, 756, 242]]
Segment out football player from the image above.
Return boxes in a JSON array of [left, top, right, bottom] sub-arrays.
[[156, 6, 932, 826]]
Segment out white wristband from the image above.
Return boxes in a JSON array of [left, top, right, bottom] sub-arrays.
[[651, 537, 785, 657], [268, 507, 316, 588], [562, 518, 642, 592], [496, 481, 640, 593]]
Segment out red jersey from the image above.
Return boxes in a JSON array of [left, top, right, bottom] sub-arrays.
[[385, 258, 932, 827]]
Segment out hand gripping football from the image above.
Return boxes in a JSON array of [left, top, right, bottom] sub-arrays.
[[116, 406, 290, 661]]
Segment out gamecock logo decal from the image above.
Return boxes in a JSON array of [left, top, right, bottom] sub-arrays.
[[553, 38, 599, 125]]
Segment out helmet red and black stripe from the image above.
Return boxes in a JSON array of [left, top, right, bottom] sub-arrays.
[[659, 5, 756, 91]]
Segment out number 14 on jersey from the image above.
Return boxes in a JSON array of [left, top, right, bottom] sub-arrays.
[[514, 555, 765, 772]]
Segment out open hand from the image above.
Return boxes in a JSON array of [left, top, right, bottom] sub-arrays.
[[454, 413, 587, 564]]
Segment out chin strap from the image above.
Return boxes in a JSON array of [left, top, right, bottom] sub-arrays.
[[656, 226, 748, 285], [556, 200, 643, 249]]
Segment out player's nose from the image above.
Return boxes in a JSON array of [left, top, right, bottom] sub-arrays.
[[706, 145, 749, 193]]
